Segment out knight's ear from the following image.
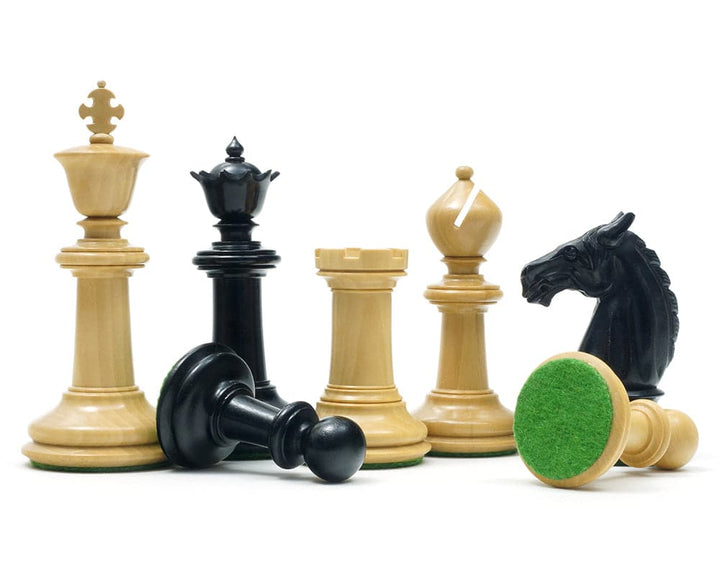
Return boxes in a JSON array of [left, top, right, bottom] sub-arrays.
[[597, 212, 635, 247]]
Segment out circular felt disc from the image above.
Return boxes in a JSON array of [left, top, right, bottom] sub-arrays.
[[513, 352, 630, 488]]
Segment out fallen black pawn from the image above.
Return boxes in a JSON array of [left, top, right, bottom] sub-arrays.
[[157, 343, 366, 483]]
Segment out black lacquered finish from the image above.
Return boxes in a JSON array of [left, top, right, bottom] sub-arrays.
[[191, 138, 286, 459], [157, 343, 366, 483], [521, 212, 679, 401]]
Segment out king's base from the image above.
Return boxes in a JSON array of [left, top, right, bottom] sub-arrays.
[[23, 442, 167, 471], [414, 388, 516, 456], [317, 397, 430, 468], [23, 386, 166, 471]]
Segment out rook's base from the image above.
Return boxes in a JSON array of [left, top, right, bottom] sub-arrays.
[[317, 396, 430, 467]]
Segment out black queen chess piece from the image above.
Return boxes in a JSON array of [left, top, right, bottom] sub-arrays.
[[190, 137, 285, 459]]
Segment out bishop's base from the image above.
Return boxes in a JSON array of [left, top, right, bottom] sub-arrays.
[[316, 396, 431, 467], [413, 388, 516, 456], [22, 386, 166, 471]]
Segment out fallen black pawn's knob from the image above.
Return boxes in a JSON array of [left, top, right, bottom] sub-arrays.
[[157, 343, 366, 482]]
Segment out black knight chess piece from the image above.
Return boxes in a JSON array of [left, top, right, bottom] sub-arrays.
[[521, 212, 679, 401]]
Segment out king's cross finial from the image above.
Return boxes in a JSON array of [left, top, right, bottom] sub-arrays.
[[78, 81, 124, 144]]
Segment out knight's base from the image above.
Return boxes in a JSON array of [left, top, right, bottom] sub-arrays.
[[625, 386, 664, 402]]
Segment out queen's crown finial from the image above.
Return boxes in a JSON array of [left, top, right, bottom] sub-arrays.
[[191, 138, 280, 224], [78, 81, 124, 144], [226, 137, 245, 161]]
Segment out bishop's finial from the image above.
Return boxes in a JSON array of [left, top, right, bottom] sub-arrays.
[[426, 166, 502, 264], [78, 81, 125, 144]]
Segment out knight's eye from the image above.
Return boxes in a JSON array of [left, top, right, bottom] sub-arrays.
[[563, 246, 578, 261]]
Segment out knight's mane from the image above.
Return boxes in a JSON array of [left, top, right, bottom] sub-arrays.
[[626, 232, 680, 358]]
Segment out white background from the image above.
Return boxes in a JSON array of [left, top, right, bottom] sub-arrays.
[[2, 1, 718, 574]]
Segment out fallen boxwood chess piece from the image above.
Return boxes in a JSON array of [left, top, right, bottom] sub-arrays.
[[514, 352, 697, 488]]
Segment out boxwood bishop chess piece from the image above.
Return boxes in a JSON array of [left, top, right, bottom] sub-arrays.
[[413, 166, 515, 456], [190, 137, 284, 460], [157, 343, 366, 483], [22, 81, 166, 471]]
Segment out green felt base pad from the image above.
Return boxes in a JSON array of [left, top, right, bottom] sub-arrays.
[[30, 461, 169, 473], [514, 357, 614, 481], [361, 457, 424, 469], [428, 449, 517, 458]]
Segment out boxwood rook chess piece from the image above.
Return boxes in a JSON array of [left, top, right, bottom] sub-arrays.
[[315, 248, 430, 468]]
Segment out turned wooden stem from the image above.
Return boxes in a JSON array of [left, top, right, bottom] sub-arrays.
[[436, 306, 488, 392], [72, 274, 134, 389], [622, 400, 698, 470], [329, 290, 395, 390]]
